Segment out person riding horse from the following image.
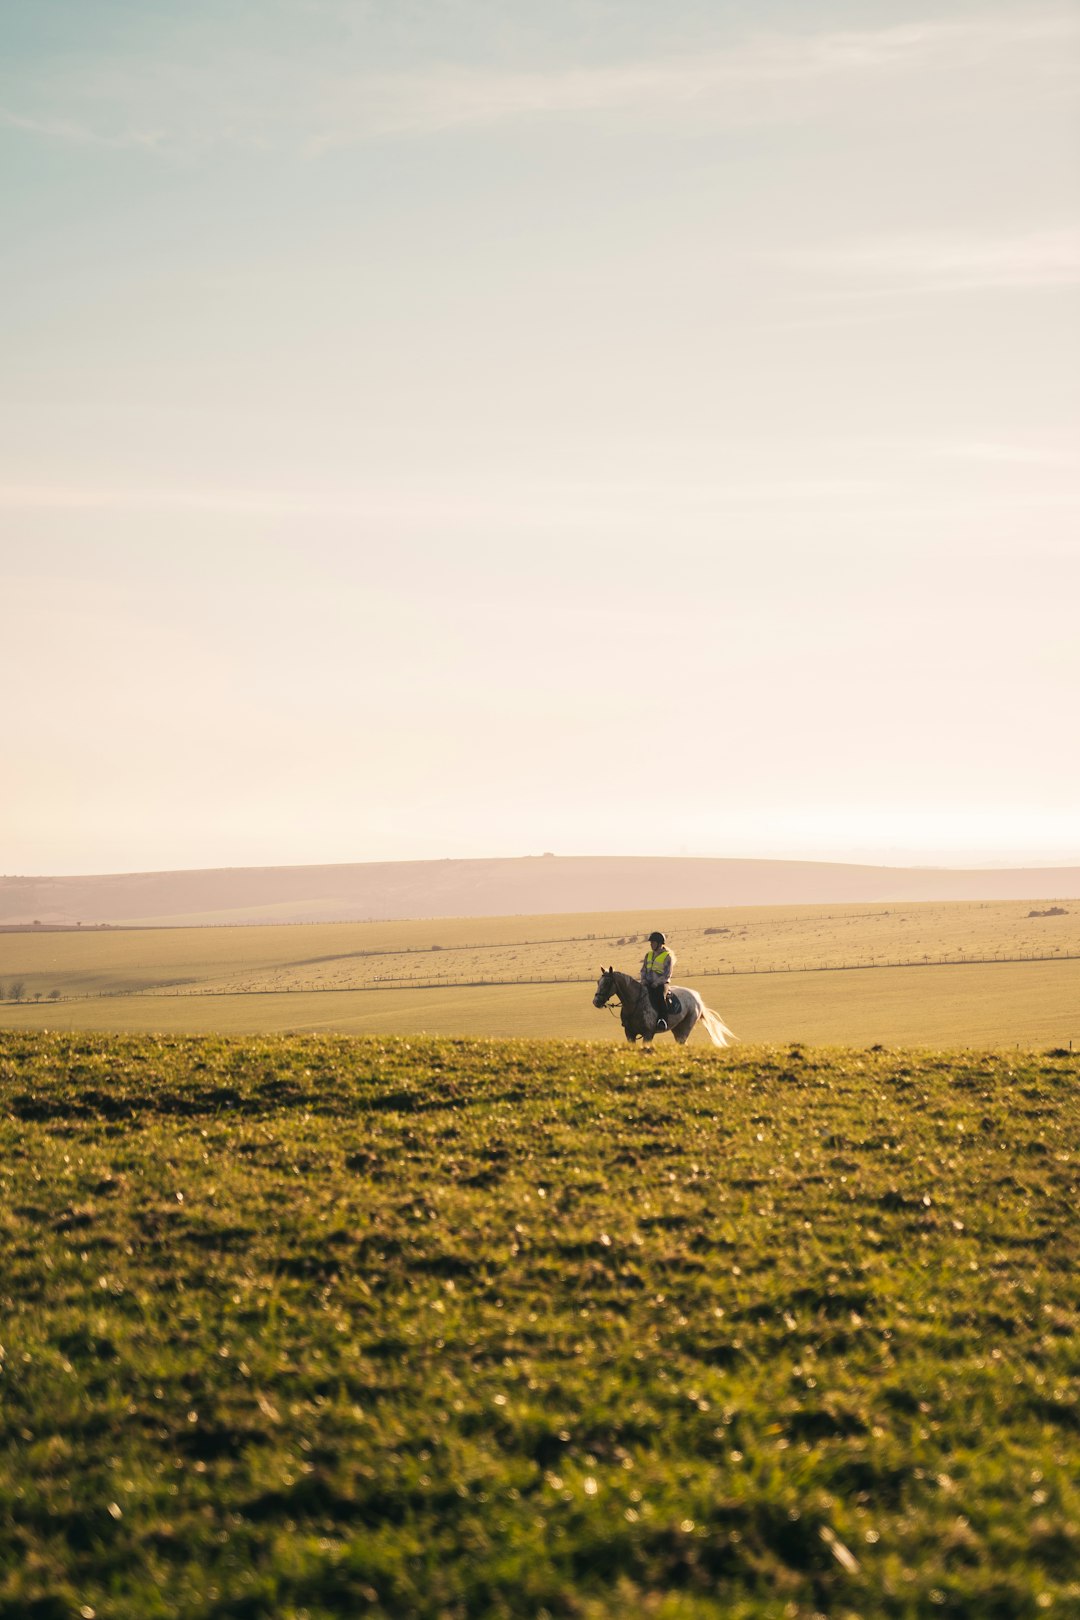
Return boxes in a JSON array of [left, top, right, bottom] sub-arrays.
[[641, 931, 675, 1031]]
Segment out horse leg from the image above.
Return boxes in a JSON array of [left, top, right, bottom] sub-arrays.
[[674, 1008, 700, 1045], [632, 993, 655, 1048]]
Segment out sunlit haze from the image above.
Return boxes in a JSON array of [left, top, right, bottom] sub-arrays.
[[3, 1, 1077, 875]]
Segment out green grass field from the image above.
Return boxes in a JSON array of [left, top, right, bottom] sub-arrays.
[[2, 1031, 1077, 1618], [0, 902, 1077, 1049]]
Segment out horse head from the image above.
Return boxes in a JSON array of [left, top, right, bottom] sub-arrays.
[[593, 966, 617, 1008]]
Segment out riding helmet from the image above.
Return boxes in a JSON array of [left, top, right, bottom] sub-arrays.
[[648, 931, 666, 946]]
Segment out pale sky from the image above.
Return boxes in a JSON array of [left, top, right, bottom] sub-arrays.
[[2, 1, 1078, 875]]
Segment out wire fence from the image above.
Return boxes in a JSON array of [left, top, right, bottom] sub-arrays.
[[17, 947, 1079, 1003]]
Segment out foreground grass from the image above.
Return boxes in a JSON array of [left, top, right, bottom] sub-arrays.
[[1, 1033, 1078, 1619]]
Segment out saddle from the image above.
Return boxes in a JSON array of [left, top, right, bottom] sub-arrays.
[[656, 991, 681, 1020]]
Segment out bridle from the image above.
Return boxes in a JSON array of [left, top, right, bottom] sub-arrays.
[[595, 973, 623, 1018]]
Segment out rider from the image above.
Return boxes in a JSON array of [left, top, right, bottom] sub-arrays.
[[641, 931, 675, 1031]]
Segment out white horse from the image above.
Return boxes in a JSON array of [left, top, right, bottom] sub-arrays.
[[593, 967, 737, 1048]]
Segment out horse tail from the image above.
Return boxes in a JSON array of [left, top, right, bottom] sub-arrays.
[[698, 1002, 737, 1048]]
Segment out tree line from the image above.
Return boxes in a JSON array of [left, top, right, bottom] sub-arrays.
[[0, 982, 61, 1003]]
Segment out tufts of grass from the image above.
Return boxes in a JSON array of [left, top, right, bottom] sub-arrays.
[[1, 1032, 1078, 1618]]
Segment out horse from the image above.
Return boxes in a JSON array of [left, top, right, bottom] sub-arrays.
[[592, 967, 737, 1048]]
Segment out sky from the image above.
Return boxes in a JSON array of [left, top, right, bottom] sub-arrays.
[[2, 0, 1078, 875]]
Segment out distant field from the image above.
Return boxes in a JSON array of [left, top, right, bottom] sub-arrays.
[[1, 960, 1077, 1049], [2, 1031, 1077, 1618], [0, 901, 1077, 1047]]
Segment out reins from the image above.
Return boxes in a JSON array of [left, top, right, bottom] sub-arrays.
[[598, 970, 643, 1022]]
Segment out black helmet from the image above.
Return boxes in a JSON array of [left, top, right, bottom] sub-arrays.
[[648, 931, 666, 946]]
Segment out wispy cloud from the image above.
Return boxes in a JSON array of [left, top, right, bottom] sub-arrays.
[[316, 16, 1080, 143], [4, 470, 1076, 533], [0, 483, 469, 520], [313, 27, 942, 144], [0, 106, 163, 151], [780, 228, 1080, 295], [0, 477, 883, 521], [2, 12, 1076, 153], [936, 441, 1080, 470]]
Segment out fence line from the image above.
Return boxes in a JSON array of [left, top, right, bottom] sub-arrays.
[[16, 947, 1076, 1003]]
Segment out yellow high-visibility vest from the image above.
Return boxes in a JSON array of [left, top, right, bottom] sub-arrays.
[[645, 949, 671, 976]]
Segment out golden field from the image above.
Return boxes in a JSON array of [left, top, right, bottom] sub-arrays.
[[0, 899, 1076, 1047]]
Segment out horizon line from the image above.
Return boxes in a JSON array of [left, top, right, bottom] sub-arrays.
[[6, 851, 1080, 882]]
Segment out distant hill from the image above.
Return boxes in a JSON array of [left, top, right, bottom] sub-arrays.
[[2, 855, 1079, 928]]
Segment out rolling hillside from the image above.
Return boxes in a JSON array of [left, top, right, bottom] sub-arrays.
[[3, 854, 1080, 928]]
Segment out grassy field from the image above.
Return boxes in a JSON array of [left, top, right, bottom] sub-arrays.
[[1, 1031, 1077, 1619], [0, 959, 1078, 1049], [2, 901, 1077, 999], [0, 902, 1077, 1049]]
